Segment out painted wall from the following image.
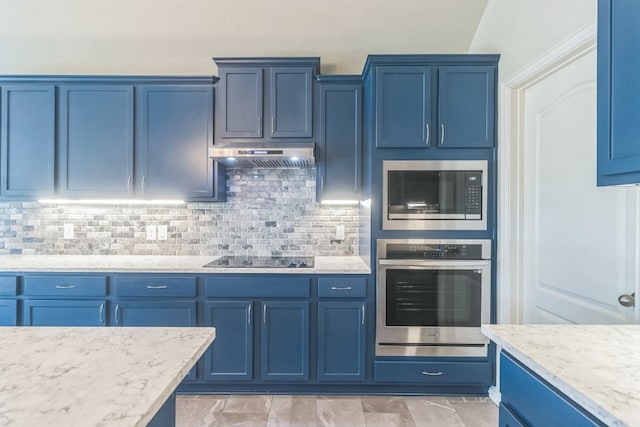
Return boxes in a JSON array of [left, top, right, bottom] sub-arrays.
[[0, 168, 358, 256], [0, 0, 487, 75], [469, 0, 596, 79]]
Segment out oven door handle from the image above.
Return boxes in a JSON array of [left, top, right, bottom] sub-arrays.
[[378, 259, 491, 267]]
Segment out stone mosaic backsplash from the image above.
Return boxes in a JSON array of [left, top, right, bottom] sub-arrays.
[[0, 168, 359, 256]]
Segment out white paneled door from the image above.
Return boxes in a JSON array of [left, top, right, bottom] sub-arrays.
[[519, 48, 638, 324]]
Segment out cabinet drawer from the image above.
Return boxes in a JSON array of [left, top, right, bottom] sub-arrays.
[[0, 276, 17, 296], [499, 403, 527, 427], [500, 352, 603, 426], [24, 275, 106, 297], [318, 277, 366, 298], [206, 276, 310, 298], [373, 360, 491, 385], [114, 276, 197, 298]]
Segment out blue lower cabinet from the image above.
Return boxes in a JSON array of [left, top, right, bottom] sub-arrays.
[[373, 360, 491, 385], [261, 301, 310, 381], [499, 403, 527, 427], [0, 299, 18, 326], [203, 301, 254, 382], [23, 300, 106, 326], [500, 352, 604, 426], [317, 302, 366, 382], [113, 300, 197, 381]]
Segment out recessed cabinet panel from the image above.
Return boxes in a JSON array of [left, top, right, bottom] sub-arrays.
[[139, 86, 215, 199], [60, 85, 134, 196], [375, 66, 433, 148], [204, 301, 253, 381], [0, 300, 17, 326], [270, 67, 313, 138], [438, 66, 495, 148], [0, 85, 55, 197], [23, 300, 106, 326], [318, 82, 362, 200], [261, 301, 309, 381], [219, 68, 263, 138], [597, 0, 640, 185]]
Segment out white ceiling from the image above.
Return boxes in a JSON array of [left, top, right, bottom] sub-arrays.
[[0, 0, 488, 75]]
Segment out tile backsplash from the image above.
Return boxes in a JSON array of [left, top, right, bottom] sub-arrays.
[[0, 168, 359, 256]]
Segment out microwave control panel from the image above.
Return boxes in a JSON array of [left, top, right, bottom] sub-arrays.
[[465, 172, 483, 215]]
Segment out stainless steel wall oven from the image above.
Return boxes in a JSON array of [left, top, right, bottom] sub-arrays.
[[376, 239, 491, 357], [382, 160, 488, 231]]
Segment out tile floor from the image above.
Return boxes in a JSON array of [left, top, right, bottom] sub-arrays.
[[176, 395, 498, 427]]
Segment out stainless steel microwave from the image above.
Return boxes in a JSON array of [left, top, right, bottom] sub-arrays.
[[382, 160, 488, 230]]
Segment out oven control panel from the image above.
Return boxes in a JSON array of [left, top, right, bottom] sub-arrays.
[[380, 240, 490, 260]]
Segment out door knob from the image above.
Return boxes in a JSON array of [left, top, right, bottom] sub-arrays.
[[618, 292, 636, 308]]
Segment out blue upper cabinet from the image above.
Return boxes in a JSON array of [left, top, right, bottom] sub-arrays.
[[375, 66, 434, 148], [316, 76, 363, 201], [59, 84, 134, 197], [438, 66, 495, 148], [367, 55, 499, 149], [138, 85, 223, 200], [0, 85, 55, 198], [214, 58, 319, 144], [270, 67, 313, 138], [597, 0, 640, 185], [218, 67, 263, 138]]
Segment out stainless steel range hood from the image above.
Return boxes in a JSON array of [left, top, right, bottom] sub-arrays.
[[209, 143, 315, 168]]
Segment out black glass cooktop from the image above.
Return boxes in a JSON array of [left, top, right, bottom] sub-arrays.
[[203, 256, 315, 268]]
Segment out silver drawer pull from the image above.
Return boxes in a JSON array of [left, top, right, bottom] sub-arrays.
[[55, 285, 76, 289], [146, 285, 168, 289], [421, 371, 443, 376], [330, 286, 353, 291]]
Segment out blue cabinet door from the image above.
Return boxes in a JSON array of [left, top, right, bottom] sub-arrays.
[[203, 301, 253, 382], [438, 66, 495, 148], [597, 0, 640, 185], [60, 85, 134, 197], [269, 67, 313, 138], [219, 67, 263, 138], [0, 85, 55, 198], [317, 302, 366, 382], [0, 300, 17, 326], [375, 66, 434, 148], [23, 300, 106, 326], [114, 300, 197, 381], [138, 85, 218, 200], [261, 301, 309, 381], [317, 80, 362, 200]]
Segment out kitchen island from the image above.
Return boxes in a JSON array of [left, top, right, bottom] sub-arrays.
[[0, 326, 215, 426], [482, 324, 640, 427]]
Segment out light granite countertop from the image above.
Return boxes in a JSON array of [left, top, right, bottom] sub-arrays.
[[0, 326, 215, 427], [0, 255, 371, 274], [482, 324, 640, 427]]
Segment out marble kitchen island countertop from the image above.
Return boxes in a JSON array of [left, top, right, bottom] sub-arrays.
[[482, 324, 640, 427], [0, 326, 215, 427], [0, 255, 371, 274]]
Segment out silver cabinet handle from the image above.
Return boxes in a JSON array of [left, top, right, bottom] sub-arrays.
[[141, 176, 146, 194], [272, 116, 275, 134], [320, 176, 325, 192], [421, 371, 443, 376], [247, 304, 252, 325], [146, 285, 168, 289], [440, 123, 445, 145], [258, 115, 262, 133], [426, 123, 430, 145], [361, 304, 365, 325], [263, 304, 267, 324], [618, 292, 636, 307], [127, 176, 132, 194], [99, 303, 105, 325], [115, 303, 120, 326], [330, 286, 353, 291], [55, 285, 76, 289]]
